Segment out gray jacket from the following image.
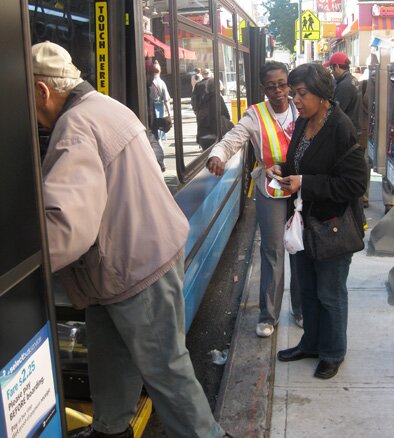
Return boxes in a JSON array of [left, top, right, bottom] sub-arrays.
[[42, 83, 189, 308]]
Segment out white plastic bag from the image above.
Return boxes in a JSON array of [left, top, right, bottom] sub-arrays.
[[284, 190, 304, 254]]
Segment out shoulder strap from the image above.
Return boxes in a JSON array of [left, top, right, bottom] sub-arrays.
[[332, 143, 361, 170]]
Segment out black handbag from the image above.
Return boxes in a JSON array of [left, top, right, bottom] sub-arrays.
[[152, 115, 172, 133], [303, 144, 365, 261]]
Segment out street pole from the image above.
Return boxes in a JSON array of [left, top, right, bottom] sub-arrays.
[[299, 0, 303, 55]]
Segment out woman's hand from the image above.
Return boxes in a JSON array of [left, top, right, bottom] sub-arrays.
[[279, 175, 301, 194], [207, 157, 225, 176], [266, 165, 282, 179]]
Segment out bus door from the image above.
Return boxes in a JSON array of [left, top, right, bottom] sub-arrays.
[[0, 2, 66, 436]]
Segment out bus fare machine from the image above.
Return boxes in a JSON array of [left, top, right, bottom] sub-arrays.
[[386, 63, 394, 191], [367, 64, 380, 169]]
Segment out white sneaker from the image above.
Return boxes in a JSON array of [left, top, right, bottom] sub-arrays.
[[295, 316, 303, 328], [256, 323, 274, 337]]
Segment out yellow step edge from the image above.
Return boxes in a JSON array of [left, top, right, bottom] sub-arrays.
[[66, 395, 152, 438]]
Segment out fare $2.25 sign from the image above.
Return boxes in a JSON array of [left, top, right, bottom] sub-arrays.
[[0, 323, 59, 438]]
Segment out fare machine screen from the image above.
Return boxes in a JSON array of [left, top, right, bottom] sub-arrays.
[[387, 63, 394, 187]]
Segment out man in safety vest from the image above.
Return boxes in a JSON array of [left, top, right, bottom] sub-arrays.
[[207, 61, 302, 338]]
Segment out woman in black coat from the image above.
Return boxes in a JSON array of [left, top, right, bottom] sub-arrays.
[[267, 63, 367, 379]]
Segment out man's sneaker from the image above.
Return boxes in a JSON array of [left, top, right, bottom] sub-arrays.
[[256, 323, 274, 337]]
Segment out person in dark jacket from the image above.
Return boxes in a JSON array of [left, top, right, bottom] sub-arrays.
[[324, 52, 362, 137], [267, 63, 367, 380], [191, 68, 211, 113], [196, 78, 233, 150]]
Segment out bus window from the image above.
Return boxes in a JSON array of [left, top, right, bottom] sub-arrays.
[[178, 31, 216, 166], [218, 43, 237, 115], [239, 50, 248, 100], [217, 5, 234, 39], [177, 0, 211, 30], [28, 1, 96, 88], [143, 0, 179, 187], [218, 43, 249, 123]]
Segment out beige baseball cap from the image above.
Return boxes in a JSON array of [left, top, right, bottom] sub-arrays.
[[32, 41, 81, 79]]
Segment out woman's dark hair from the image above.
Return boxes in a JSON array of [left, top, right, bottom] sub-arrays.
[[288, 63, 334, 100], [259, 61, 288, 84]]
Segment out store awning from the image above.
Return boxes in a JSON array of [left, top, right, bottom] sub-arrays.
[[144, 34, 196, 60], [336, 24, 346, 37], [342, 19, 358, 36], [143, 41, 155, 57], [144, 34, 171, 58], [373, 16, 394, 30]]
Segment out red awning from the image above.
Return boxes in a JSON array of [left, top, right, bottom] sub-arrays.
[[144, 41, 154, 57], [144, 34, 196, 60], [144, 34, 171, 59]]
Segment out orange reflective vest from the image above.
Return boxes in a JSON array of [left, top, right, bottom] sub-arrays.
[[252, 101, 292, 198]]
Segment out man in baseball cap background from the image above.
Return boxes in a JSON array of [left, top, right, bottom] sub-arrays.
[[324, 51, 368, 227], [323, 52, 350, 69], [323, 51, 361, 136]]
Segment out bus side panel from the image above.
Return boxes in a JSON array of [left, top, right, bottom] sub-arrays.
[[184, 180, 242, 331], [175, 153, 244, 331]]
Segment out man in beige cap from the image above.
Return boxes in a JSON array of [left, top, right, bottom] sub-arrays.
[[32, 41, 229, 438]]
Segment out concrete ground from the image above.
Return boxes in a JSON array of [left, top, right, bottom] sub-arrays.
[[215, 174, 394, 438]]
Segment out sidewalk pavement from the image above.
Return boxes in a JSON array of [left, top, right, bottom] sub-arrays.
[[215, 174, 394, 438]]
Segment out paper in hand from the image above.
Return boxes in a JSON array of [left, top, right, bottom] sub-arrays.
[[268, 178, 282, 190]]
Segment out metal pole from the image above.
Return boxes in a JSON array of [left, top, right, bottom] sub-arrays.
[[299, 0, 303, 55]]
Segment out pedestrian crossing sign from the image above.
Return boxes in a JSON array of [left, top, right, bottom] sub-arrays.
[[295, 10, 320, 41]]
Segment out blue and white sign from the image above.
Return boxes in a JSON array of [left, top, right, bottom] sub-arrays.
[[0, 323, 62, 437]]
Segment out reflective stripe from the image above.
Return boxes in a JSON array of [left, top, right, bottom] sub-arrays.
[[255, 102, 284, 164], [253, 102, 290, 198]]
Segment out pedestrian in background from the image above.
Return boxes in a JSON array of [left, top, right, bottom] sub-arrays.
[[207, 61, 303, 338], [196, 77, 233, 150], [324, 52, 365, 226], [192, 67, 211, 113], [32, 41, 229, 438], [191, 67, 202, 92], [148, 60, 171, 141], [324, 52, 362, 137], [269, 63, 367, 379]]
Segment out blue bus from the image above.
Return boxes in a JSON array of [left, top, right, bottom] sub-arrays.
[[23, 0, 266, 434]]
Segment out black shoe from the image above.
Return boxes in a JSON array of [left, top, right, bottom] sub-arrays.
[[314, 359, 343, 379], [69, 425, 133, 438], [277, 346, 319, 362]]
